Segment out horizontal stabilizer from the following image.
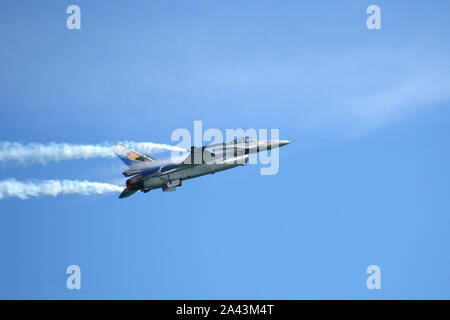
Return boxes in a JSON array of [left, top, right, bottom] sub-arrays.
[[122, 169, 143, 177], [119, 188, 138, 199]]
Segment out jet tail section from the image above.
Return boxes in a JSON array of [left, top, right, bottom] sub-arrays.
[[112, 144, 156, 167]]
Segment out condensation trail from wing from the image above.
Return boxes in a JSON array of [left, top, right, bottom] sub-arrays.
[[0, 179, 124, 200], [0, 141, 187, 165]]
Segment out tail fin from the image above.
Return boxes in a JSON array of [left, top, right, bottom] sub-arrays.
[[112, 144, 156, 167]]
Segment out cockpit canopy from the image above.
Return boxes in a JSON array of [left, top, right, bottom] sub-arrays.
[[232, 136, 256, 144]]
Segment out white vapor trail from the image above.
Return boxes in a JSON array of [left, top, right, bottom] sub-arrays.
[[0, 141, 186, 165], [0, 179, 123, 200]]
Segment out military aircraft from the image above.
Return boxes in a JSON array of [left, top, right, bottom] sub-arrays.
[[113, 137, 291, 198]]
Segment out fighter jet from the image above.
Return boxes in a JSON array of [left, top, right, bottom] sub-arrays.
[[113, 137, 291, 198]]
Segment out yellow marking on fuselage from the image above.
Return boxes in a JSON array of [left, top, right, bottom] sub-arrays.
[[128, 152, 139, 160]]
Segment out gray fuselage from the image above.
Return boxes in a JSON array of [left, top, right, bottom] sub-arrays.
[[122, 138, 291, 196]]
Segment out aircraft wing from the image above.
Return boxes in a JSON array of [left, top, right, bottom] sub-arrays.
[[181, 146, 216, 165]]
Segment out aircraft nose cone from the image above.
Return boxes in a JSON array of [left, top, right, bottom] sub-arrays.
[[278, 140, 292, 147]]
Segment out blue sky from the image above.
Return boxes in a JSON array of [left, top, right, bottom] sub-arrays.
[[0, 0, 449, 299]]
